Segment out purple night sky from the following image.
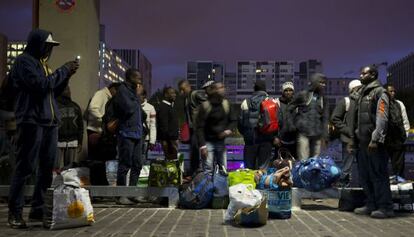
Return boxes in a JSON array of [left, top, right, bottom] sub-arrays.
[[1, 0, 413, 91]]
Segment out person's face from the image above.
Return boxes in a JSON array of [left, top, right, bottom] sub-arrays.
[[136, 80, 144, 96], [360, 67, 373, 85], [166, 89, 177, 102], [316, 79, 326, 92], [179, 82, 192, 96], [214, 82, 226, 97], [42, 44, 54, 60], [130, 71, 142, 86], [386, 86, 396, 100], [282, 88, 294, 100]]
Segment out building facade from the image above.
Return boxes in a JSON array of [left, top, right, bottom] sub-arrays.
[[387, 53, 414, 91], [325, 77, 354, 111], [98, 42, 130, 88], [113, 49, 152, 95], [224, 72, 237, 103], [6, 41, 26, 73], [0, 34, 7, 84], [295, 59, 323, 92], [236, 61, 294, 104], [187, 61, 225, 90]]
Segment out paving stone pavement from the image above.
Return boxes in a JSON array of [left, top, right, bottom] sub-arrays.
[[0, 202, 413, 237]]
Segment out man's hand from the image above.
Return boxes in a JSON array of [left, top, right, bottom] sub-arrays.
[[346, 142, 354, 154], [63, 60, 79, 76], [368, 141, 378, 153], [200, 147, 208, 159], [273, 137, 282, 147], [218, 130, 232, 139]]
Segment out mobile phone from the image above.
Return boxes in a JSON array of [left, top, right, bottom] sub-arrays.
[[75, 55, 81, 62]]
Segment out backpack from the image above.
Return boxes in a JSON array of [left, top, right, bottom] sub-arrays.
[[386, 99, 406, 145], [179, 172, 214, 209], [102, 97, 117, 135], [368, 88, 406, 145], [201, 99, 230, 116], [258, 98, 279, 134]]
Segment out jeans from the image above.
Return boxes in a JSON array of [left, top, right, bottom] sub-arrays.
[[8, 124, 57, 216], [202, 141, 227, 175], [357, 143, 393, 210], [243, 142, 273, 169], [116, 136, 142, 186], [297, 133, 321, 160]]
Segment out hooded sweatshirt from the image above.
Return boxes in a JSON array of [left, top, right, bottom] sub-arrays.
[[8, 29, 71, 126], [289, 73, 329, 139]]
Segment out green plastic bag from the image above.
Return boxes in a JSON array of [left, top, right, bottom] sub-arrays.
[[228, 169, 256, 188], [148, 159, 182, 187]]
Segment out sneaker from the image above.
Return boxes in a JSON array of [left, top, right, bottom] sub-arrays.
[[116, 197, 135, 205], [8, 213, 27, 229], [354, 206, 374, 215], [28, 209, 43, 222], [370, 209, 395, 219]]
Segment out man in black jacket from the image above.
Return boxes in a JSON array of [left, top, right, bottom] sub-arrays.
[[289, 73, 328, 160], [274, 81, 297, 157], [112, 69, 143, 205], [331, 80, 361, 187], [350, 65, 394, 218], [7, 29, 78, 228], [197, 82, 237, 174], [56, 86, 83, 170], [157, 87, 179, 160], [178, 80, 208, 175]]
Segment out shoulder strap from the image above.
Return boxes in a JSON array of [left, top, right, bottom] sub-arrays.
[[222, 99, 230, 114], [344, 97, 350, 112], [201, 101, 212, 116]]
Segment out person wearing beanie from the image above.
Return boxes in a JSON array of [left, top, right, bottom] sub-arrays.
[[274, 81, 297, 157], [288, 73, 329, 160], [330, 79, 362, 187], [238, 80, 276, 169]]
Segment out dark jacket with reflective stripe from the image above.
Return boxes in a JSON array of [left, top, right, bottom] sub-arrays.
[[354, 80, 388, 144]]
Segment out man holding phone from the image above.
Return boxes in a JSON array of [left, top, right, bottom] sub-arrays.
[[7, 29, 79, 228]]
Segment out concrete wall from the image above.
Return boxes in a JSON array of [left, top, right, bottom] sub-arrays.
[[39, 0, 100, 160], [39, 0, 100, 110]]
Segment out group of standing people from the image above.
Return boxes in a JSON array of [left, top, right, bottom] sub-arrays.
[[1, 29, 411, 229]]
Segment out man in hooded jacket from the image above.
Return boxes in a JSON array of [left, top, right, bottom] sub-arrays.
[[7, 29, 79, 228], [289, 73, 329, 160]]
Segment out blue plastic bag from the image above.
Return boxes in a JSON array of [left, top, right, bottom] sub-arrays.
[[213, 165, 229, 197], [298, 156, 341, 192]]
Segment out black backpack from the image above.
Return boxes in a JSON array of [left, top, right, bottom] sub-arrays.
[[386, 99, 406, 146]]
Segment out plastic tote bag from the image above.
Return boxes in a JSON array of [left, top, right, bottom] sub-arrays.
[[224, 184, 262, 221], [228, 169, 256, 188], [46, 185, 95, 230]]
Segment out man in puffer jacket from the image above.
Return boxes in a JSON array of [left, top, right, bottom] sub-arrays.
[[349, 65, 394, 219], [289, 73, 329, 160], [7, 29, 79, 228]]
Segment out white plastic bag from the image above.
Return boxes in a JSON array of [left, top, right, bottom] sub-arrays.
[[50, 185, 95, 230], [225, 184, 262, 221], [60, 168, 90, 188]]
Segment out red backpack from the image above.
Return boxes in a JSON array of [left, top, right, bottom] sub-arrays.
[[258, 98, 279, 134]]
